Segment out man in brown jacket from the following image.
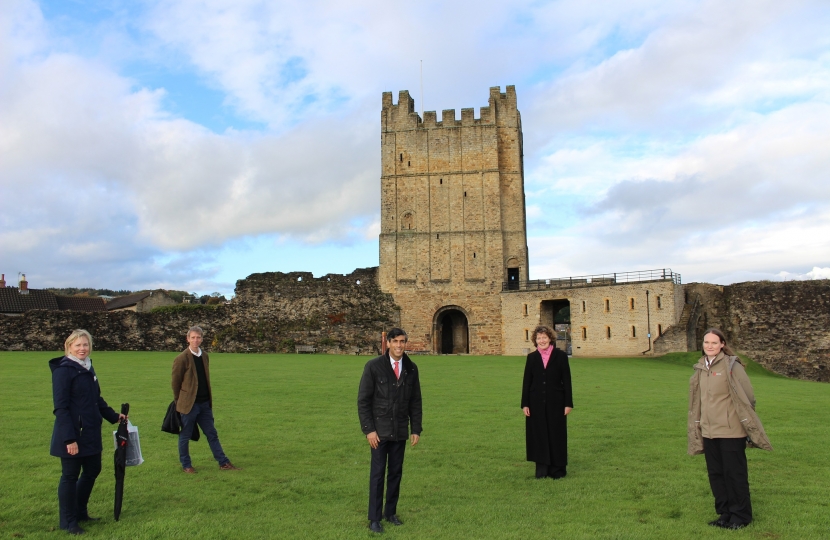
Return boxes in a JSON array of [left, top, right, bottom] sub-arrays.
[[171, 326, 240, 473]]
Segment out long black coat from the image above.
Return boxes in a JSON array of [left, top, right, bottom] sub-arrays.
[[358, 352, 422, 441], [521, 349, 573, 465], [49, 356, 120, 458]]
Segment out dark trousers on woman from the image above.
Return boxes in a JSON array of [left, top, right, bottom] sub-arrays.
[[58, 453, 101, 529], [368, 439, 406, 521], [703, 437, 752, 525]]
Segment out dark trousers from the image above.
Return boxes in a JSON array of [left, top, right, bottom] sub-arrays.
[[58, 453, 102, 529], [703, 437, 752, 525], [179, 401, 228, 469], [368, 439, 406, 521]]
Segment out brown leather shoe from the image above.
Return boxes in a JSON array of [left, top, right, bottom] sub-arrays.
[[182, 467, 197, 474], [219, 462, 241, 470]]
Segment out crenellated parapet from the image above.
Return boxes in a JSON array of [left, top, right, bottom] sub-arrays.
[[381, 85, 519, 131]]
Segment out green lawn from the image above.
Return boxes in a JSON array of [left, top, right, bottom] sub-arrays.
[[0, 351, 827, 539]]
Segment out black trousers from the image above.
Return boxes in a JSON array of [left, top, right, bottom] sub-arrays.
[[368, 439, 406, 521], [58, 453, 102, 529], [703, 437, 752, 525]]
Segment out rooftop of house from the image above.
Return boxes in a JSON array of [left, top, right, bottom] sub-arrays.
[[55, 296, 107, 312], [104, 291, 154, 311], [0, 287, 60, 313]]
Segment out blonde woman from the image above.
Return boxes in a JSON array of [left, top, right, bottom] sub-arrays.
[[49, 330, 125, 535]]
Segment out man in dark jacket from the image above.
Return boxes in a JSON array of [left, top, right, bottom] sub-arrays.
[[357, 328, 422, 533], [171, 326, 240, 473]]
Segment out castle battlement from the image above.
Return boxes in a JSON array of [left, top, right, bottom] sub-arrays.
[[382, 85, 518, 131]]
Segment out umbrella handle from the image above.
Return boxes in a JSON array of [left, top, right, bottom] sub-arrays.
[[120, 403, 130, 419]]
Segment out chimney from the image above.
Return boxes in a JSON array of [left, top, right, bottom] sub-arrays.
[[19, 274, 29, 294], [0, 274, 5, 288]]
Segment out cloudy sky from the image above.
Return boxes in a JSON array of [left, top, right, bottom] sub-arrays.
[[2, 0, 828, 296]]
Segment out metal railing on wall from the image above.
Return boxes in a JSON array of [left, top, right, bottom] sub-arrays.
[[503, 268, 681, 292]]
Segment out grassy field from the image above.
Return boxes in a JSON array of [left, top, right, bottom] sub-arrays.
[[0, 351, 827, 539]]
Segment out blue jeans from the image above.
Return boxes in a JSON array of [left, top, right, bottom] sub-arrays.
[[178, 402, 229, 469], [58, 453, 101, 529]]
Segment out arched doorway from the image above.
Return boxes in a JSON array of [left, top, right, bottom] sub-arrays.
[[433, 307, 469, 354], [540, 299, 571, 354]]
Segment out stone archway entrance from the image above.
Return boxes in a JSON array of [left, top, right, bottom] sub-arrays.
[[540, 299, 571, 354], [433, 307, 469, 354]]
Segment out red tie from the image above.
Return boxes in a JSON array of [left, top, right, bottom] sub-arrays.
[[394, 361, 400, 379]]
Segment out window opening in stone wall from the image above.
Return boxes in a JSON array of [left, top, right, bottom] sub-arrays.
[[582, 300, 586, 313], [298, 277, 302, 281], [440, 178, 443, 184], [436, 234, 439, 239], [630, 298, 635, 310], [605, 299, 610, 312], [606, 326, 611, 339], [473, 253, 476, 258], [631, 326, 636, 338], [399, 153, 403, 162], [524, 329, 529, 341], [507, 268, 520, 290], [464, 191, 467, 197], [523, 304, 528, 316], [408, 161, 410, 166], [657, 296, 662, 309], [402, 212, 414, 230], [356, 280, 361, 285], [658, 324, 663, 337], [581, 327, 587, 339]]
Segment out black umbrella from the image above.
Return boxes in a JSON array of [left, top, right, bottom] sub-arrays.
[[114, 403, 130, 521]]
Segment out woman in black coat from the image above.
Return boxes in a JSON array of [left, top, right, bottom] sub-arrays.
[[49, 329, 124, 535], [521, 325, 573, 479]]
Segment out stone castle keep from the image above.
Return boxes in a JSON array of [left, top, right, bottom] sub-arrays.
[[379, 86, 528, 355], [1, 86, 828, 381]]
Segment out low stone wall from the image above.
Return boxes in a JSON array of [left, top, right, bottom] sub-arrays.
[[0, 268, 400, 354]]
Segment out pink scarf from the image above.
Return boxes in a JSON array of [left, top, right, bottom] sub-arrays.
[[538, 345, 553, 368]]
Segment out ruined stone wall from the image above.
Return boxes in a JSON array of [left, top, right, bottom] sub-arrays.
[[0, 268, 399, 355], [723, 281, 830, 382], [500, 280, 682, 356], [651, 280, 830, 382]]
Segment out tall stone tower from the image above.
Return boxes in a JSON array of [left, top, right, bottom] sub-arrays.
[[378, 85, 528, 354]]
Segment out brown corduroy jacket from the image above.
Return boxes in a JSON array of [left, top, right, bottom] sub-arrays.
[[171, 348, 213, 414], [688, 353, 772, 455]]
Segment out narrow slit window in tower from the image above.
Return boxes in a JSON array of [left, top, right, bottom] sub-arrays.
[[606, 326, 612, 339], [631, 326, 636, 338]]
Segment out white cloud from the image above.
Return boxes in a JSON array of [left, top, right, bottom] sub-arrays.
[[2, 0, 829, 294]]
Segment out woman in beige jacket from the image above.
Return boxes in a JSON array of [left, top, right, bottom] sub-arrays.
[[688, 328, 772, 530]]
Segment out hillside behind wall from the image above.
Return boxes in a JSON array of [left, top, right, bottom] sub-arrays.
[[684, 281, 830, 382], [0, 268, 399, 354]]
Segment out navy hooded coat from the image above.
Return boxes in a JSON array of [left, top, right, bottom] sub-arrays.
[[49, 356, 120, 458]]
